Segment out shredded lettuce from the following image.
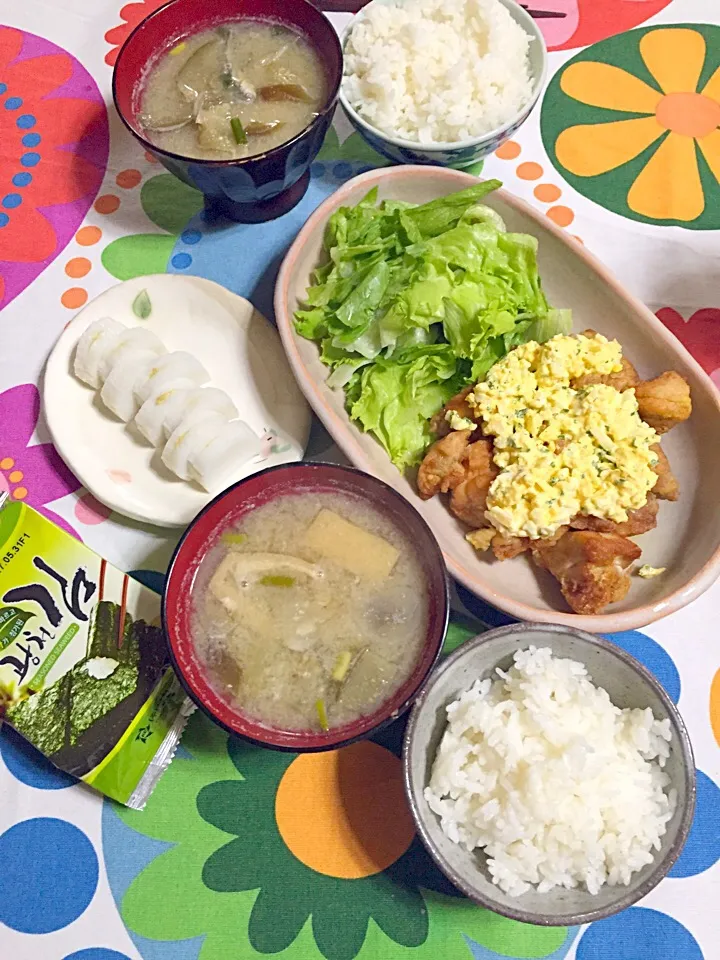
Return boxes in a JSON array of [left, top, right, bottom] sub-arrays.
[[294, 181, 571, 469], [347, 346, 467, 470]]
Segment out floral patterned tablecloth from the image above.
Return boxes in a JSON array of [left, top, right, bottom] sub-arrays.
[[1, 2, 719, 960]]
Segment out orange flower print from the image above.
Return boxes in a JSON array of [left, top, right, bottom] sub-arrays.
[[0, 27, 108, 308], [541, 25, 720, 229], [104, 1, 166, 66]]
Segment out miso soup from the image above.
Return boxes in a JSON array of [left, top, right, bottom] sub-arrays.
[[190, 492, 429, 732], [139, 20, 327, 160]]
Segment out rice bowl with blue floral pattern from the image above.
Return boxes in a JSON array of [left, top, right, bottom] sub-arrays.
[[339, 0, 547, 168]]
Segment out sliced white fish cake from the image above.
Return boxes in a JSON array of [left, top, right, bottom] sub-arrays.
[[152, 385, 197, 442], [161, 386, 238, 441], [189, 420, 262, 493], [135, 377, 198, 446], [162, 412, 227, 482], [135, 351, 210, 405], [97, 327, 166, 383], [74, 318, 125, 388], [100, 348, 167, 422]]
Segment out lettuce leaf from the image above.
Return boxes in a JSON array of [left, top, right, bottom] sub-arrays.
[[348, 346, 467, 468], [294, 181, 570, 470], [403, 180, 503, 238]]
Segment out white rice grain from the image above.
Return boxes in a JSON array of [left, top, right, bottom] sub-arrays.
[[425, 647, 676, 896], [343, 0, 534, 144]]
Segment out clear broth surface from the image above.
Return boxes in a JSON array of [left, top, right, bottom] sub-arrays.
[[191, 492, 429, 732], [139, 20, 326, 160]]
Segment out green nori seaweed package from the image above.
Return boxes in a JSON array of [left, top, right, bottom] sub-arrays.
[[0, 495, 192, 808]]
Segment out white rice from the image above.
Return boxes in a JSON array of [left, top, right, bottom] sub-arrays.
[[343, 0, 534, 144], [425, 647, 676, 897]]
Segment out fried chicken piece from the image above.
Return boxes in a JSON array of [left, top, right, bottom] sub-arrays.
[[570, 329, 639, 392], [468, 528, 564, 559], [430, 386, 478, 438], [569, 494, 658, 537], [531, 530, 641, 615], [449, 440, 498, 527], [490, 525, 569, 561], [572, 355, 639, 393], [417, 429, 472, 499], [492, 533, 530, 560], [650, 444, 679, 501], [635, 371, 692, 434]]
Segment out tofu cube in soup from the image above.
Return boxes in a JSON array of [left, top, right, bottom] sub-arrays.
[[302, 509, 400, 579]]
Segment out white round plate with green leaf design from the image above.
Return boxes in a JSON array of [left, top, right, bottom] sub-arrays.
[[44, 274, 311, 527]]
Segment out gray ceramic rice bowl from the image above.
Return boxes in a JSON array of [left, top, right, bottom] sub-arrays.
[[403, 622, 696, 926]]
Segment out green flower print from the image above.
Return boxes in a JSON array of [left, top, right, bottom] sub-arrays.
[[101, 173, 203, 280], [199, 729, 449, 959], [110, 641, 568, 960], [99, 127, 388, 285], [315, 128, 390, 166]]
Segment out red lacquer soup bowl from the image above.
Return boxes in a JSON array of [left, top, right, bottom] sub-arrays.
[[163, 462, 450, 750], [112, 0, 343, 222]]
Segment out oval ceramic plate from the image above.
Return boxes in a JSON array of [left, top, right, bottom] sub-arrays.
[[45, 275, 311, 528], [274, 166, 720, 632]]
